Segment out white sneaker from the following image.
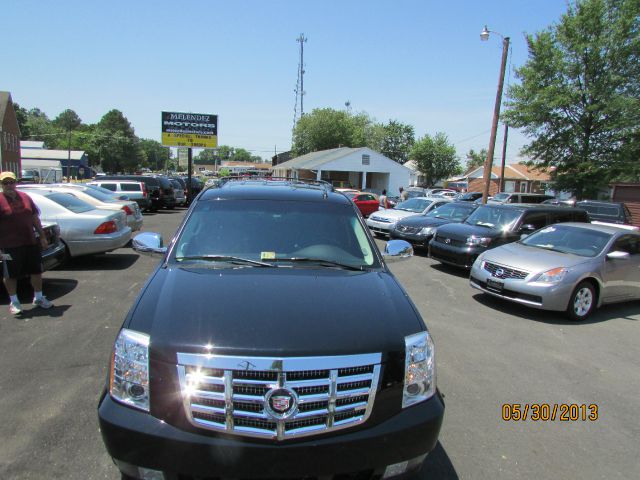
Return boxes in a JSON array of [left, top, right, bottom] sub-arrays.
[[9, 301, 23, 315], [33, 296, 53, 309]]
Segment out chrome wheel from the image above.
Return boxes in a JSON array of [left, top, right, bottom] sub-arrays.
[[567, 281, 596, 321]]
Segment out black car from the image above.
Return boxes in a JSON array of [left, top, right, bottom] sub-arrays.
[[429, 204, 590, 269], [99, 175, 176, 211], [98, 178, 444, 480], [576, 200, 632, 225], [180, 175, 204, 203], [391, 201, 479, 248]]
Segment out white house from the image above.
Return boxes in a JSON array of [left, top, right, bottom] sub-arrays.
[[273, 147, 411, 195]]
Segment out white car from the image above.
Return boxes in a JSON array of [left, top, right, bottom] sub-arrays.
[[366, 197, 451, 236], [18, 183, 143, 232]]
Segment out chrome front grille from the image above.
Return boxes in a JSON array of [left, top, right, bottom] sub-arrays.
[[483, 261, 529, 279], [396, 225, 421, 234], [177, 353, 382, 440], [435, 234, 466, 247]]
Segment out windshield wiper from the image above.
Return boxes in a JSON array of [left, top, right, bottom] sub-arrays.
[[175, 255, 275, 267], [266, 257, 364, 271], [474, 222, 495, 228]]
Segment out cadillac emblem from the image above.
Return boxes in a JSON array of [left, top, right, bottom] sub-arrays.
[[265, 387, 298, 419]]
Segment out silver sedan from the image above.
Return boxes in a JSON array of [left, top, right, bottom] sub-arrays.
[[23, 190, 132, 258], [469, 222, 640, 320]]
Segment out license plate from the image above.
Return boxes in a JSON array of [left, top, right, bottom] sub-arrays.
[[486, 278, 504, 292]]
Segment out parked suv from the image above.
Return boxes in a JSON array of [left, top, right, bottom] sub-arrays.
[[88, 180, 151, 212], [99, 175, 175, 211], [487, 192, 554, 204], [98, 178, 444, 480], [576, 200, 632, 225], [429, 204, 589, 269]]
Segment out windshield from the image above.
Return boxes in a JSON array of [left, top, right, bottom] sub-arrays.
[[406, 189, 426, 198], [426, 203, 475, 220], [45, 192, 94, 213], [173, 199, 379, 269], [464, 206, 521, 229], [395, 198, 432, 213], [521, 225, 612, 257], [492, 193, 511, 201], [85, 185, 122, 199]]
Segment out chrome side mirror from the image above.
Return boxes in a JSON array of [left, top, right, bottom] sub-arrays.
[[383, 240, 413, 263], [133, 232, 167, 257], [606, 250, 630, 260]]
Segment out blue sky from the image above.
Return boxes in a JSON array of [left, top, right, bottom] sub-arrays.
[[3, 0, 569, 163]]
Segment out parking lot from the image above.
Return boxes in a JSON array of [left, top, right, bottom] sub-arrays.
[[1, 208, 639, 480]]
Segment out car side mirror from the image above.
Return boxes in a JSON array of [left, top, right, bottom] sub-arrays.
[[383, 240, 413, 263], [133, 232, 167, 257], [606, 250, 630, 260]]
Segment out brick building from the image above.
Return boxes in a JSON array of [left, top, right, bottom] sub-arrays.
[[0, 91, 21, 175]]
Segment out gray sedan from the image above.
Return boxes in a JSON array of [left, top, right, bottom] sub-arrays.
[[23, 190, 132, 258], [469, 222, 640, 320]]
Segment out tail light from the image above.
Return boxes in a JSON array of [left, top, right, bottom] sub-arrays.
[[94, 221, 117, 234], [122, 205, 133, 216], [141, 183, 148, 198]]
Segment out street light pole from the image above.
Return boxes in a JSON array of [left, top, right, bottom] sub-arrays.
[[480, 26, 510, 204]]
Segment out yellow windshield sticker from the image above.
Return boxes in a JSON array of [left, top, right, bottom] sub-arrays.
[[261, 251, 276, 260]]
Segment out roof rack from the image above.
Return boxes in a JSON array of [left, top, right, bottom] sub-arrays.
[[216, 176, 335, 191]]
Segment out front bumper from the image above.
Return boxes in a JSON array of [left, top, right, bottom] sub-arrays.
[[99, 391, 444, 479], [42, 241, 67, 271], [366, 219, 397, 236], [428, 241, 479, 269], [469, 263, 574, 311], [389, 230, 432, 248]]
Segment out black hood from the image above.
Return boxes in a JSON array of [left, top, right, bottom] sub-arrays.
[[126, 266, 424, 362], [397, 216, 458, 228], [435, 222, 503, 240]]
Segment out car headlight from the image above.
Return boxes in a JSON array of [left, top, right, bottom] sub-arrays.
[[403, 331, 436, 408], [419, 227, 436, 236], [109, 329, 150, 412], [535, 267, 568, 284], [466, 235, 492, 246]]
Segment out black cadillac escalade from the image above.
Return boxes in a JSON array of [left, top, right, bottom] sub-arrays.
[[98, 178, 444, 480]]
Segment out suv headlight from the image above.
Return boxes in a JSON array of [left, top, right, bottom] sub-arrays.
[[403, 331, 436, 408], [109, 329, 150, 412], [466, 235, 492, 247], [419, 226, 436, 236]]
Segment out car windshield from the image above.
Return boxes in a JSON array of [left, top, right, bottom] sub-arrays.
[[492, 193, 511, 201], [464, 206, 521, 229], [426, 203, 475, 220], [406, 189, 425, 198], [77, 186, 118, 203], [45, 192, 94, 213], [173, 199, 379, 269], [520, 225, 612, 257], [395, 198, 432, 213]]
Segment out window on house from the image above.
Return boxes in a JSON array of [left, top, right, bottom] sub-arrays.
[[362, 154, 370, 165]]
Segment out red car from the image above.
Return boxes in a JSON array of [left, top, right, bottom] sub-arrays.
[[343, 191, 380, 217]]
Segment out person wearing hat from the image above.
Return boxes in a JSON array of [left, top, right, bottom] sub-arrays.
[[0, 171, 53, 315]]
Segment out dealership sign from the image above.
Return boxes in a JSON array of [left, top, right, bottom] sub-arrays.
[[161, 111, 218, 148]]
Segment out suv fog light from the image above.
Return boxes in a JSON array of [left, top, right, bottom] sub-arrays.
[[382, 453, 428, 478], [402, 332, 435, 408]]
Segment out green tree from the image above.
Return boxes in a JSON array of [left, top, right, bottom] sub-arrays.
[[139, 139, 170, 171], [465, 148, 488, 171], [504, 0, 640, 199], [379, 120, 415, 164], [292, 108, 360, 155], [53, 109, 82, 131], [410, 133, 461, 187], [232, 148, 253, 162], [23, 108, 56, 145], [13, 103, 30, 138], [92, 110, 141, 173]]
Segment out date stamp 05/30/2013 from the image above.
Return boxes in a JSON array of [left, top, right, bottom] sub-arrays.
[[502, 403, 599, 422]]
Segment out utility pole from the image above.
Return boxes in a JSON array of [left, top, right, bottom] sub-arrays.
[[67, 129, 72, 182], [499, 123, 509, 192], [297, 34, 307, 116]]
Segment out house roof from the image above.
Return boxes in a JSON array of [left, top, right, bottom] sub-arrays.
[[20, 141, 45, 149], [466, 163, 551, 181], [0, 91, 11, 124], [21, 148, 86, 161], [274, 147, 358, 170]]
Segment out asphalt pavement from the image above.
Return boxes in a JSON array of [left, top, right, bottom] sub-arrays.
[[0, 209, 638, 479]]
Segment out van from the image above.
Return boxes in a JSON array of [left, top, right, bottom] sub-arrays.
[[88, 180, 151, 211], [488, 192, 554, 204], [96, 175, 176, 211]]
